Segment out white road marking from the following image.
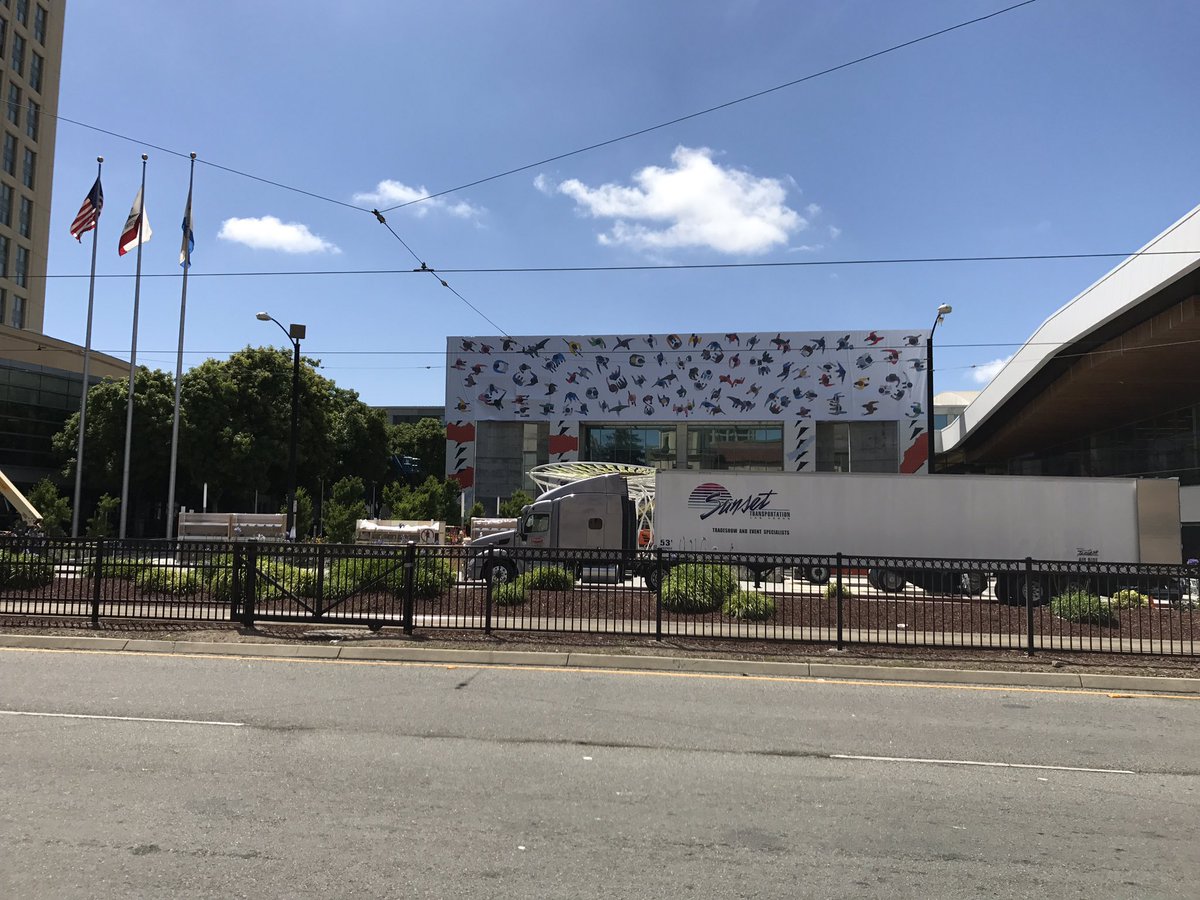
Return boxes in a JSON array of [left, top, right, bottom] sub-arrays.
[[0, 710, 244, 727], [830, 753, 1134, 775]]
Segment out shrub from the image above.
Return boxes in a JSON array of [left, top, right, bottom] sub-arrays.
[[255, 560, 316, 600], [1051, 589, 1117, 627], [0, 550, 54, 588], [1111, 589, 1149, 609], [491, 581, 526, 607], [96, 556, 153, 579], [414, 556, 456, 599], [824, 582, 855, 600], [207, 566, 233, 603], [722, 588, 776, 621], [521, 566, 575, 591], [135, 566, 200, 595], [661, 564, 739, 613]]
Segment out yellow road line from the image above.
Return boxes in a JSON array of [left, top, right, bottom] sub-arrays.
[[2, 644, 1198, 701]]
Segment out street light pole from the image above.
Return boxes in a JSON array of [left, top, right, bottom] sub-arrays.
[[257, 312, 306, 540], [926, 303, 953, 475]]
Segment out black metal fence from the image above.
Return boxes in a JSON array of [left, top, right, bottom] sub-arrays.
[[0, 536, 1196, 656]]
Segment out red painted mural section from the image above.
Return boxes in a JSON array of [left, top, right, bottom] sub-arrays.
[[446, 422, 476, 443], [900, 432, 928, 474], [547, 433, 579, 456]]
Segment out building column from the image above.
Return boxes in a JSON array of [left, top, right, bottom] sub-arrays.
[[446, 420, 477, 510], [785, 419, 817, 472], [547, 419, 580, 462]]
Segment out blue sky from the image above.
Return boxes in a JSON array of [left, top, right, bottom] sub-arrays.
[[42, 0, 1200, 407]]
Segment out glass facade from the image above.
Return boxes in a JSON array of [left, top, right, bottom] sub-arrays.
[[686, 424, 782, 471], [585, 425, 677, 469], [815, 421, 899, 473], [1007, 403, 1200, 485], [0, 361, 87, 474]]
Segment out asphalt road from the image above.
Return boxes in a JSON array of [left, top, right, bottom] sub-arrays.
[[1, 648, 1197, 899]]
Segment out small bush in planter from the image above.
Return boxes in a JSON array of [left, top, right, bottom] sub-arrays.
[[722, 588, 775, 621], [824, 582, 854, 600], [1051, 589, 1117, 627], [414, 556, 456, 599], [135, 566, 200, 595], [491, 580, 526, 607], [95, 556, 152, 579], [1110, 589, 1148, 609], [661, 564, 738, 613], [521, 566, 575, 591], [255, 560, 316, 600], [0, 550, 54, 588]]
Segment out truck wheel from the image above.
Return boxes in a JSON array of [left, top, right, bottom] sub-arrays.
[[483, 558, 517, 586], [868, 568, 906, 593], [996, 573, 1046, 606], [804, 565, 831, 585], [643, 565, 669, 592]]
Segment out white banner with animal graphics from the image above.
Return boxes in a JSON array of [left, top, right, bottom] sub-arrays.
[[446, 330, 929, 423]]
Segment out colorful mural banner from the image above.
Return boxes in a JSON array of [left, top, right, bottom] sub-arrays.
[[446, 330, 929, 423]]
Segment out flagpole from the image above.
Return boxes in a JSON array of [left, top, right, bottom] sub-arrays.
[[165, 153, 195, 540], [118, 154, 148, 540], [71, 156, 103, 538]]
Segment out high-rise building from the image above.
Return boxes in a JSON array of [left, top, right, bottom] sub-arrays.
[[0, 0, 62, 333]]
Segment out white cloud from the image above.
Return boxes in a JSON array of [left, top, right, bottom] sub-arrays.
[[806, 203, 822, 217], [971, 356, 1013, 384], [352, 180, 484, 220], [533, 173, 552, 195], [548, 146, 805, 255], [218, 216, 340, 254], [828, 225, 841, 240]]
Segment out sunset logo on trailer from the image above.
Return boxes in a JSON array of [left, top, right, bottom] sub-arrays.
[[687, 482, 790, 521]]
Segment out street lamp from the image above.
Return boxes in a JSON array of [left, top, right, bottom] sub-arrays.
[[926, 303, 952, 474], [256, 312, 306, 539]]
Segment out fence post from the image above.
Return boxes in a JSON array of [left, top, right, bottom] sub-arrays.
[[402, 540, 416, 636], [836, 553, 844, 651], [655, 549, 663, 641], [230, 543, 244, 622], [90, 540, 104, 628], [1025, 556, 1035, 655], [483, 547, 494, 635], [243, 544, 257, 628], [314, 542, 326, 619]]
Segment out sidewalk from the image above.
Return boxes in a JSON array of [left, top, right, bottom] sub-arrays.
[[1, 631, 1197, 695]]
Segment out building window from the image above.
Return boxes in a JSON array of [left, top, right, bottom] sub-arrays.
[[24, 99, 35, 140], [686, 424, 783, 471], [18, 195, 29, 237], [21, 147, 32, 188], [815, 421, 899, 473], [5, 83, 18, 126], [15, 0, 27, 26], [28, 52, 40, 93], [2, 134, 15, 175], [33, 5, 45, 45], [11, 34, 24, 77], [0, 234, 8, 278], [0, 182, 11, 227], [0, 288, 6, 324], [585, 425, 677, 469], [10, 294, 23, 328], [13, 243, 25, 286], [0, 21, 6, 61]]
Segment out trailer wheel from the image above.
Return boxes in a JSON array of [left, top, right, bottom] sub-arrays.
[[996, 573, 1047, 606], [868, 567, 906, 593], [804, 565, 831, 585], [482, 558, 517, 586], [643, 565, 669, 592]]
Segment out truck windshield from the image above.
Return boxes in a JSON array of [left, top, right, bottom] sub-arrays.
[[525, 513, 550, 534]]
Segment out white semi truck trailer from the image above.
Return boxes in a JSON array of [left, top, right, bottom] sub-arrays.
[[466, 470, 1182, 603]]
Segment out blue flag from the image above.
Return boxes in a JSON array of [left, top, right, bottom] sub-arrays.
[[179, 187, 194, 268]]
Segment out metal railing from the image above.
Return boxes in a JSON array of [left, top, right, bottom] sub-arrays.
[[0, 537, 1195, 656]]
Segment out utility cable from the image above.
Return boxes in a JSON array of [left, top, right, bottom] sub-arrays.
[[29, 249, 1200, 279], [379, 0, 1043, 212]]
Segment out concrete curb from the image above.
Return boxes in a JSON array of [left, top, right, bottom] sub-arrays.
[[1, 633, 1197, 694]]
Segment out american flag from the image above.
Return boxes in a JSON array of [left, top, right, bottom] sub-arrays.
[[69, 177, 103, 241]]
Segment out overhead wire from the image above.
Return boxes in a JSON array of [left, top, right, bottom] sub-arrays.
[[378, 0, 1044, 212]]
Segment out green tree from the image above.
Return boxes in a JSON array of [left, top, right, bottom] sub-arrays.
[[52, 368, 176, 526], [500, 490, 533, 518], [388, 418, 446, 482], [85, 494, 120, 538], [280, 486, 315, 541], [323, 476, 368, 543], [467, 501, 485, 521], [381, 476, 462, 525], [26, 478, 71, 536]]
